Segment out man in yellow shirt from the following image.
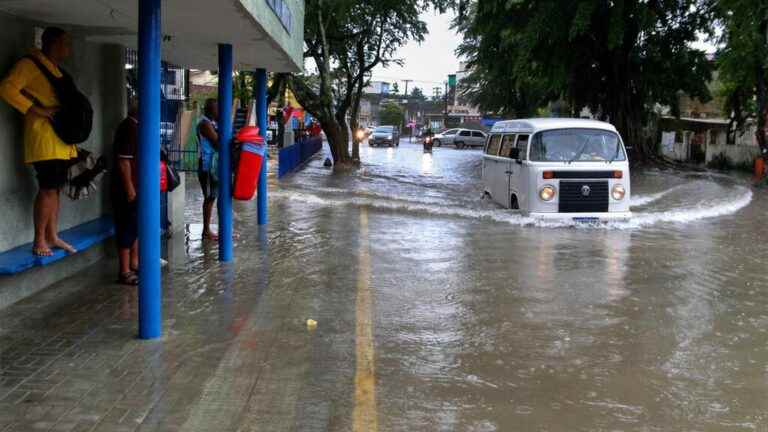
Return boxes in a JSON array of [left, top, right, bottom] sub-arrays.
[[0, 27, 78, 257]]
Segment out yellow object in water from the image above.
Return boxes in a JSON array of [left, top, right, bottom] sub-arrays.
[[306, 319, 317, 330]]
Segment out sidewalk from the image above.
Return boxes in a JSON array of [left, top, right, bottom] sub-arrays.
[[0, 182, 365, 431]]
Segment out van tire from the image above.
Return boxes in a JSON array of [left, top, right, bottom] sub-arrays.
[[456, 141, 465, 149], [434, 139, 442, 147], [510, 195, 520, 210]]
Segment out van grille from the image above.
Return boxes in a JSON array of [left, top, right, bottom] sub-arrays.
[[558, 181, 609, 213]]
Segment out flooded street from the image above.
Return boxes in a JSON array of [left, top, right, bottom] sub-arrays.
[[263, 139, 768, 430], [3, 139, 768, 431]]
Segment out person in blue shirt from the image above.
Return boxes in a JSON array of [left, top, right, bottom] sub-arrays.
[[197, 98, 219, 240]]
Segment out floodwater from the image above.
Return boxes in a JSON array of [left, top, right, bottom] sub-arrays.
[[257, 139, 768, 431], [5, 137, 765, 431]]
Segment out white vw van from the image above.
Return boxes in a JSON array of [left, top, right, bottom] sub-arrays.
[[482, 119, 631, 221]]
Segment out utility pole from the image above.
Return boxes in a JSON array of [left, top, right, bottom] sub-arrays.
[[443, 80, 449, 129], [403, 79, 413, 141]]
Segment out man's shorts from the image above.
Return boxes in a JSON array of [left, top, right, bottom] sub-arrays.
[[113, 200, 138, 249], [32, 159, 69, 190], [197, 159, 218, 200]]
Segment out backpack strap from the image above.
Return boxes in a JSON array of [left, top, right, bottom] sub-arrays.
[[24, 55, 61, 85]]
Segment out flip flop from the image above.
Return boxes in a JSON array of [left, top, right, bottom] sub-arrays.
[[117, 271, 139, 286]]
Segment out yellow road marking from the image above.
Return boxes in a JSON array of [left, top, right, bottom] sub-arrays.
[[353, 209, 377, 432]]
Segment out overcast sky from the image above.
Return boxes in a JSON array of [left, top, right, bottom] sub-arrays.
[[371, 10, 462, 96]]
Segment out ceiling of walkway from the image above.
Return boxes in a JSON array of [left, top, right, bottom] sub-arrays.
[[0, 0, 303, 72]]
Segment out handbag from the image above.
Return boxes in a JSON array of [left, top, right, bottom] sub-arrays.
[[66, 148, 106, 200], [166, 163, 181, 192]]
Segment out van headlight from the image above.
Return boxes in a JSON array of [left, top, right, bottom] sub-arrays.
[[612, 184, 626, 200], [539, 185, 556, 201], [387, 135, 393, 140]]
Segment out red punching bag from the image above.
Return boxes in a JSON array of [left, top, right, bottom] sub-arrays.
[[233, 126, 266, 201]]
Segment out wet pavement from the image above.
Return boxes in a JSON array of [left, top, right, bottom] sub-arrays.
[[2, 138, 768, 431]]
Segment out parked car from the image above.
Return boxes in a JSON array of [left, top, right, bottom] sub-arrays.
[[433, 128, 486, 149], [370, 125, 400, 147], [482, 118, 631, 222]]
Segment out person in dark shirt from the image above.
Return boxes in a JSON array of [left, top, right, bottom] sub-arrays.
[[111, 100, 139, 285]]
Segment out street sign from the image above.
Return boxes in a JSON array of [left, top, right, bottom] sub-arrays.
[[448, 74, 456, 87]]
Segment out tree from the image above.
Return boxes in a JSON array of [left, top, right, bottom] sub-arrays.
[[379, 101, 405, 128], [456, 0, 715, 158], [411, 87, 427, 101], [715, 0, 768, 158], [289, 0, 452, 165], [391, 82, 400, 95]]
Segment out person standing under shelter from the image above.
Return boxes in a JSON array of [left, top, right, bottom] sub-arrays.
[[198, 98, 219, 240], [111, 100, 139, 285], [0, 27, 77, 256]]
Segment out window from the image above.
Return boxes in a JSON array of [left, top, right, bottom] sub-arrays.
[[443, 129, 458, 135], [530, 129, 625, 162], [266, 0, 293, 33], [486, 134, 502, 156], [499, 134, 517, 158], [516, 135, 529, 160], [459, 130, 471, 137], [472, 131, 485, 138]]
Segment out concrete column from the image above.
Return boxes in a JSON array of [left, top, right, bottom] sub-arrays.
[[217, 44, 234, 262], [137, 0, 162, 339], [255, 69, 268, 225]]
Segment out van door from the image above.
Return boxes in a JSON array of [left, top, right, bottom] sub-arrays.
[[483, 134, 503, 200], [498, 134, 517, 208], [509, 134, 530, 210]]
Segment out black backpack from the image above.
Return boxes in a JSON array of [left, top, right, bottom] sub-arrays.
[[26, 55, 93, 144]]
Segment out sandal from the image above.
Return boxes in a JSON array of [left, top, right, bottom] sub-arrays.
[[117, 271, 139, 286]]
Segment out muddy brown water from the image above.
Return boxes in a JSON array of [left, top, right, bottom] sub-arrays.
[[181, 139, 768, 431]]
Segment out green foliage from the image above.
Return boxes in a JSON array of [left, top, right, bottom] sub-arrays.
[[715, 0, 768, 131], [391, 82, 400, 95], [292, 0, 449, 162], [379, 102, 404, 128], [411, 87, 427, 100], [457, 0, 715, 156]]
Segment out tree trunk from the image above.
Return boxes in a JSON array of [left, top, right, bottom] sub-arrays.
[[276, 85, 286, 148], [756, 18, 768, 160]]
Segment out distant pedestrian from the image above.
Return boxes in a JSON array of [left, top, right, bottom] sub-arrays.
[[111, 100, 139, 285], [0, 27, 78, 256], [197, 98, 219, 240]]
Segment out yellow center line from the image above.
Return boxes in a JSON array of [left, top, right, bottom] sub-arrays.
[[353, 209, 377, 432]]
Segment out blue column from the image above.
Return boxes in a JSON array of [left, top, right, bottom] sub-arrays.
[[137, 0, 162, 339], [217, 44, 234, 262], [255, 68, 268, 225]]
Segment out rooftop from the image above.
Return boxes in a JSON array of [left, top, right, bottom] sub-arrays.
[[491, 118, 618, 133]]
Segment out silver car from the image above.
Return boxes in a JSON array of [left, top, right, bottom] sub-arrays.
[[433, 128, 487, 149], [370, 125, 400, 147]]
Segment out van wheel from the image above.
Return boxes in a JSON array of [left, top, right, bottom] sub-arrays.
[[434, 139, 442, 147], [456, 141, 465, 149], [510, 195, 520, 210]]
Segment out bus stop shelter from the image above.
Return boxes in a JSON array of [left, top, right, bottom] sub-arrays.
[[0, 0, 305, 339]]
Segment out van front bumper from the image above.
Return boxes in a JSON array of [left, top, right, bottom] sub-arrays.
[[528, 211, 632, 222]]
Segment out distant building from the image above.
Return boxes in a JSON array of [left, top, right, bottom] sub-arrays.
[[364, 81, 391, 95]]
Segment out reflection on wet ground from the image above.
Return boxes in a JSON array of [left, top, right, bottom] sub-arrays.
[[2, 139, 768, 431]]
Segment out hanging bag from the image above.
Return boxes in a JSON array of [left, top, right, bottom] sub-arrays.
[[25, 55, 93, 144]]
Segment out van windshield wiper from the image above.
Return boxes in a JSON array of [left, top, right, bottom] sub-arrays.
[[567, 139, 589, 164], [607, 145, 621, 164]]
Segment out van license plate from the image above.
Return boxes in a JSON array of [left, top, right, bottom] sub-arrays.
[[573, 217, 600, 224]]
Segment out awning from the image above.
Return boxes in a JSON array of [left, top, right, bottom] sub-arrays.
[[0, 0, 304, 72]]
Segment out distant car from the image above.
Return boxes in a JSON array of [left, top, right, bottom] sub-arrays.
[[433, 128, 487, 149], [370, 125, 400, 147]]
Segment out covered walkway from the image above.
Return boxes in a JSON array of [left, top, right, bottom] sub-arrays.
[[0, 0, 304, 338]]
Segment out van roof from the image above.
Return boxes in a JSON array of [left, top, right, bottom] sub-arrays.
[[490, 118, 618, 134]]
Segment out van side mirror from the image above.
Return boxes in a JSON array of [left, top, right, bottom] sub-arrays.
[[509, 148, 521, 160]]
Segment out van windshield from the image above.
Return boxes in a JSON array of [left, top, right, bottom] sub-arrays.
[[530, 128, 625, 162], [374, 126, 393, 133]]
